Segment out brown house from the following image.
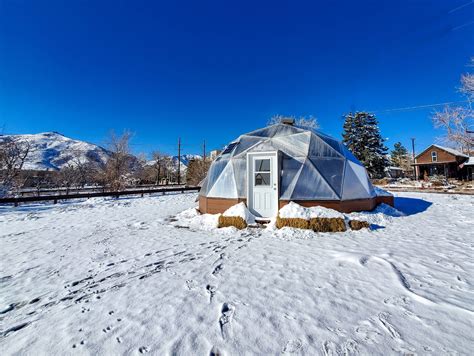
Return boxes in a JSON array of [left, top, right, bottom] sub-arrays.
[[414, 144, 470, 180]]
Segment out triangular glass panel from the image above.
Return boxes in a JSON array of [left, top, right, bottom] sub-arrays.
[[289, 158, 339, 200], [309, 157, 345, 198], [208, 160, 238, 198]]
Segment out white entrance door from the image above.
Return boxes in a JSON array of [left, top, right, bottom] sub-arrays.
[[247, 152, 278, 218]]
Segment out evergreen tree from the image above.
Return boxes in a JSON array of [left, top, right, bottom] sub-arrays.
[[342, 112, 388, 178], [390, 142, 409, 168]]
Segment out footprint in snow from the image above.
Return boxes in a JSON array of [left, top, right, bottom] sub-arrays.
[[283, 339, 303, 353], [322, 340, 338, 356], [212, 264, 224, 276], [378, 312, 401, 340], [138, 346, 149, 353], [209, 345, 225, 356], [219, 303, 235, 340], [355, 322, 382, 345], [186, 279, 198, 290], [206, 285, 217, 303]]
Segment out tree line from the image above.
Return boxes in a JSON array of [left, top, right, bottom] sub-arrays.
[[0, 130, 210, 197]]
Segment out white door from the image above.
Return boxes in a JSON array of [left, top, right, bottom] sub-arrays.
[[247, 153, 278, 218]]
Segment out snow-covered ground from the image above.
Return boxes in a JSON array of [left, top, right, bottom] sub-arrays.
[[0, 192, 473, 355]]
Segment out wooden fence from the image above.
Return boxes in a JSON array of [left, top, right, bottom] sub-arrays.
[[0, 186, 200, 207], [17, 183, 186, 197]]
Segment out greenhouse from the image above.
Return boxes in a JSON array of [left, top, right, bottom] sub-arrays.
[[199, 122, 393, 217]]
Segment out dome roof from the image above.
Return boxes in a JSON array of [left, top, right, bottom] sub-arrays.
[[200, 124, 376, 201]]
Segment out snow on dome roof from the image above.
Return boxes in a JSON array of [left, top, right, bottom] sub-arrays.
[[200, 123, 376, 201]]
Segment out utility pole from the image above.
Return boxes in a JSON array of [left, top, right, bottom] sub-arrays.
[[411, 138, 417, 180], [203, 140, 206, 161], [177, 137, 181, 185]]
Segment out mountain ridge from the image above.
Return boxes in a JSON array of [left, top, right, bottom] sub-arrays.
[[0, 132, 111, 171]]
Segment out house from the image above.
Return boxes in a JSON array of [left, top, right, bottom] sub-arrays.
[[198, 121, 393, 217], [209, 149, 221, 160], [413, 144, 470, 180], [385, 166, 404, 179], [460, 157, 473, 181]]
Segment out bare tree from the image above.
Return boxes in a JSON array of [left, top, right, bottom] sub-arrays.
[[55, 164, 79, 194], [433, 58, 474, 153], [73, 158, 100, 188], [186, 157, 211, 186], [147, 151, 169, 185], [432, 107, 473, 151], [0, 137, 31, 196], [268, 115, 320, 130], [102, 130, 133, 191], [460, 57, 474, 100]]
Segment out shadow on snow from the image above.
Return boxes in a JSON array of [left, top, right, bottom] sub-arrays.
[[394, 197, 432, 216]]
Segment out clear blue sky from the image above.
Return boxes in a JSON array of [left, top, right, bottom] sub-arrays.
[[1, 0, 473, 157]]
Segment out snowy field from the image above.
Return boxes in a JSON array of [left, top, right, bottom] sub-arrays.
[[0, 192, 473, 355]]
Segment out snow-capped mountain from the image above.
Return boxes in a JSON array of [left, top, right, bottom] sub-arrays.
[[0, 132, 111, 171], [146, 154, 202, 172], [171, 154, 202, 171]]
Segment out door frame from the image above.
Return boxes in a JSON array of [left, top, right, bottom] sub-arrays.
[[246, 151, 280, 217]]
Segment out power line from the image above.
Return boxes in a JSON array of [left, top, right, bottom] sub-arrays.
[[370, 100, 470, 114]]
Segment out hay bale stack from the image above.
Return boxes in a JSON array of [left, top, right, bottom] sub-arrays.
[[275, 216, 310, 229], [349, 220, 371, 230], [309, 218, 346, 232], [218, 215, 247, 230]]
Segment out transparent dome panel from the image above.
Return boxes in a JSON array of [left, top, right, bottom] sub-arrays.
[[289, 159, 339, 200], [309, 157, 345, 198]]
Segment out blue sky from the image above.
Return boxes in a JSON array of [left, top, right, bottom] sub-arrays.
[[1, 0, 473, 157]]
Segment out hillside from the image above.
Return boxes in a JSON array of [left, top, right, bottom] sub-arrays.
[[0, 132, 110, 171]]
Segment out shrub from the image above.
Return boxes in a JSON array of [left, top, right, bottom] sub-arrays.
[[309, 218, 346, 232], [218, 215, 247, 230], [275, 216, 310, 229], [349, 220, 371, 230]]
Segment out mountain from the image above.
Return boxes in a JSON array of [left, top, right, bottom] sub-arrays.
[[171, 154, 202, 171], [0, 132, 111, 171], [146, 154, 202, 172]]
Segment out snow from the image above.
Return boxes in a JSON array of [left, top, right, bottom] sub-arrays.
[[1, 192, 473, 355], [374, 186, 392, 197], [222, 202, 256, 224], [0, 132, 110, 171], [174, 207, 219, 231], [279, 201, 345, 219]]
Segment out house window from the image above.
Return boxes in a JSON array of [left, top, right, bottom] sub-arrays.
[[431, 151, 437, 162]]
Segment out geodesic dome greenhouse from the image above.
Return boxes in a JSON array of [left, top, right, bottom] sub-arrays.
[[199, 123, 393, 217]]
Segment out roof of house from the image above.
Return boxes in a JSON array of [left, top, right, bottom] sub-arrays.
[[464, 157, 474, 166], [416, 144, 469, 159]]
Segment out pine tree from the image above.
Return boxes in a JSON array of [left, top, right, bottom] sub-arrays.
[[391, 142, 408, 168], [342, 112, 388, 178]]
